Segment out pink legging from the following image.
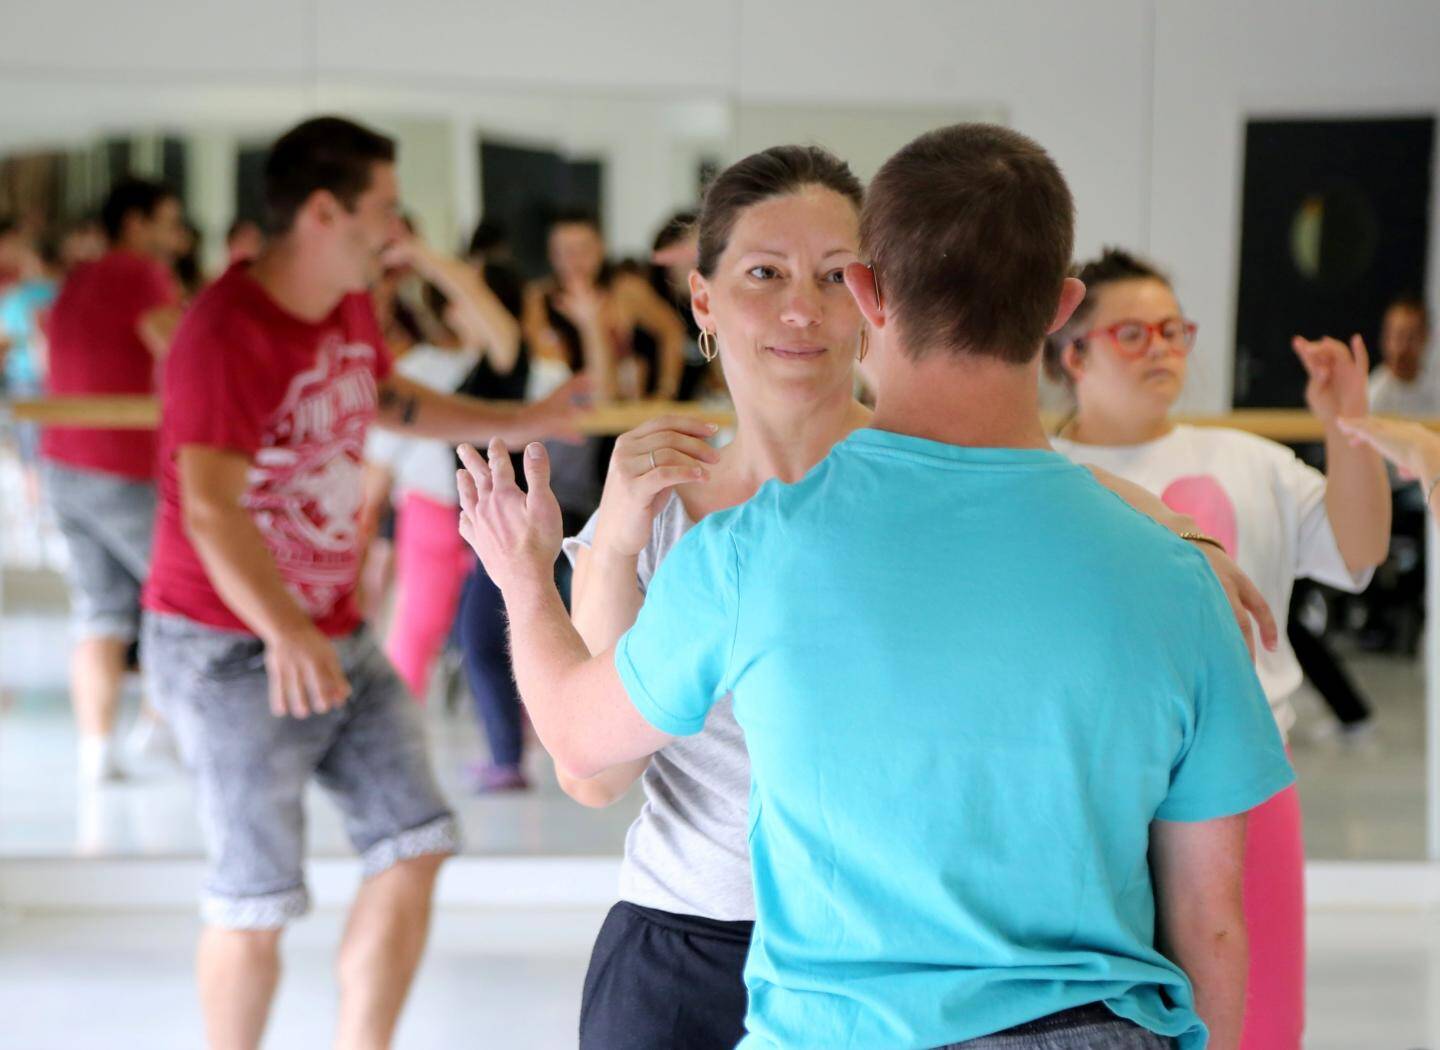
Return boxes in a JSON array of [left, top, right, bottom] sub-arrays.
[[384, 492, 471, 701], [1239, 780, 1305, 1050]]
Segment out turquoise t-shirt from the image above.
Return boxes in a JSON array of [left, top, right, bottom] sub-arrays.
[[615, 428, 1294, 1050], [0, 279, 58, 389]]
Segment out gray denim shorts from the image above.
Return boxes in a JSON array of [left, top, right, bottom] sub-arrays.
[[44, 462, 155, 643], [141, 612, 459, 929], [938, 1004, 1175, 1049]]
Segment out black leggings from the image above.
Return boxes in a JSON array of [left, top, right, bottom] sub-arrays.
[[579, 901, 753, 1050]]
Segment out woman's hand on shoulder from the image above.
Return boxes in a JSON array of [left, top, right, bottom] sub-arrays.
[[591, 414, 722, 558]]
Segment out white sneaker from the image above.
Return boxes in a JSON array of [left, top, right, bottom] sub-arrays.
[[78, 736, 125, 786], [127, 712, 179, 766]]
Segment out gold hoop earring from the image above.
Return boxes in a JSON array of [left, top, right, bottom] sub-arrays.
[[699, 329, 717, 362], [857, 328, 869, 362]]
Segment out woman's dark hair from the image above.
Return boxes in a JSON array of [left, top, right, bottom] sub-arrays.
[[546, 207, 602, 236], [468, 218, 508, 258], [1042, 246, 1173, 388], [388, 298, 425, 347], [649, 210, 700, 338], [696, 146, 863, 278], [173, 220, 205, 296], [652, 209, 697, 255]]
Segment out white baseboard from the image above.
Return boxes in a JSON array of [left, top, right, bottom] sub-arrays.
[[1304, 861, 1440, 907], [3, 856, 1437, 912]]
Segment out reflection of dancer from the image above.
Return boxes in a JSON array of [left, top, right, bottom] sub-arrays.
[[139, 116, 582, 1050], [1046, 248, 1391, 1050], [0, 229, 61, 527], [363, 235, 522, 700], [1368, 295, 1437, 415], [523, 209, 686, 403], [462, 126, 1293, 1050], [639, 210, 712, 401], [41, 177, 187, 784], [1359, 295, 1435, 653]]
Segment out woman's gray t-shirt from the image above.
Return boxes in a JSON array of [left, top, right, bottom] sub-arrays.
[[562, 493, 753, 921]]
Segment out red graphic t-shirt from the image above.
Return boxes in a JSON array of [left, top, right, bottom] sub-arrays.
[[41, 250, 178, 479], [143, 264, 392, 637]]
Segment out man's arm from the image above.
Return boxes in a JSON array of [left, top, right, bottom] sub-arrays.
[[374, 372, 586, 445], [456, 440, 672, 778], [138, 305, 184, 359], [178, 446, 350, 718], [502, 579, 671, 779], [1150, 815, 1249, 1050]]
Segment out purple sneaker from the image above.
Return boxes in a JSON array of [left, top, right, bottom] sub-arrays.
[[466, 762, 530, 794]]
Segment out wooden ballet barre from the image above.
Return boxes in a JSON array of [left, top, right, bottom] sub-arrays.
[[7, 395, 160, 429], [7, 397, 1440, 443], [3, 395, 737, 436]]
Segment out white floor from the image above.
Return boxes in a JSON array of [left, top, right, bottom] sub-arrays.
[[0, 903, 1436, 1049]]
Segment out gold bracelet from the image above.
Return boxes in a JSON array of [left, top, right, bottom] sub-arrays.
[[1179, 530, 1227, 554]]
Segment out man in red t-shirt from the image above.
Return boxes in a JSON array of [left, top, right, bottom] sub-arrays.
[[41, 177, 187, 784], [140, 116, 583, 1050]]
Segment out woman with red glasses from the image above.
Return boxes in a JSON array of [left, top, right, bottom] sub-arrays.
[[1045, 247, 1390, 1050]]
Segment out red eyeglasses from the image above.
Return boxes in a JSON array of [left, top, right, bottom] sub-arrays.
[[1075, 317, 1199, 358]]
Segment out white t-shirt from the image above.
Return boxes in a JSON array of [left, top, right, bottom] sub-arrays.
[[562, 494, 754, 921], [1369, 363, 1440, 418], [364, 345, 479, 507], [1053, 424, 1373, 735]]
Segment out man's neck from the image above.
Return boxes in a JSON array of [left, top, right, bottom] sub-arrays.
[[247, 239, 347, 324], [869, 347, 1051, 450]]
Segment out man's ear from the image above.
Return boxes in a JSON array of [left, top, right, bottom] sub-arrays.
[[296, 188, 343, 234], [1048, 277, 1087, 334], [844, 262, 885, 329]]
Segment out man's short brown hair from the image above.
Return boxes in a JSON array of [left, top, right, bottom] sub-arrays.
[[861, 124, 1075, 364]]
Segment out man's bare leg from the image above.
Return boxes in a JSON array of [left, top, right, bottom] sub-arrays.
[[334, 854, 446, 1050], [198, 926, 283, 1050], [72, 636, 128, 781]]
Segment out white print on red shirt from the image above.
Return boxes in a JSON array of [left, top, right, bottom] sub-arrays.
[[243, 334, 380, 620]]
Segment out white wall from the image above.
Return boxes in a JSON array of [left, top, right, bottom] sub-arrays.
[[2, 0, 1437, 411]]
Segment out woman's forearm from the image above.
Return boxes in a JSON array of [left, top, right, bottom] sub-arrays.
[[570, 546, 646, 655], [414, 246, 521, 372], [1085, 465, 1196, 535], [576, 319, 617, 403], [1324, 427, 1392, 573]]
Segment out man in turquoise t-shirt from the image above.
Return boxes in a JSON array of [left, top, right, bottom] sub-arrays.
[[458, 124, 1292, 1050]]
